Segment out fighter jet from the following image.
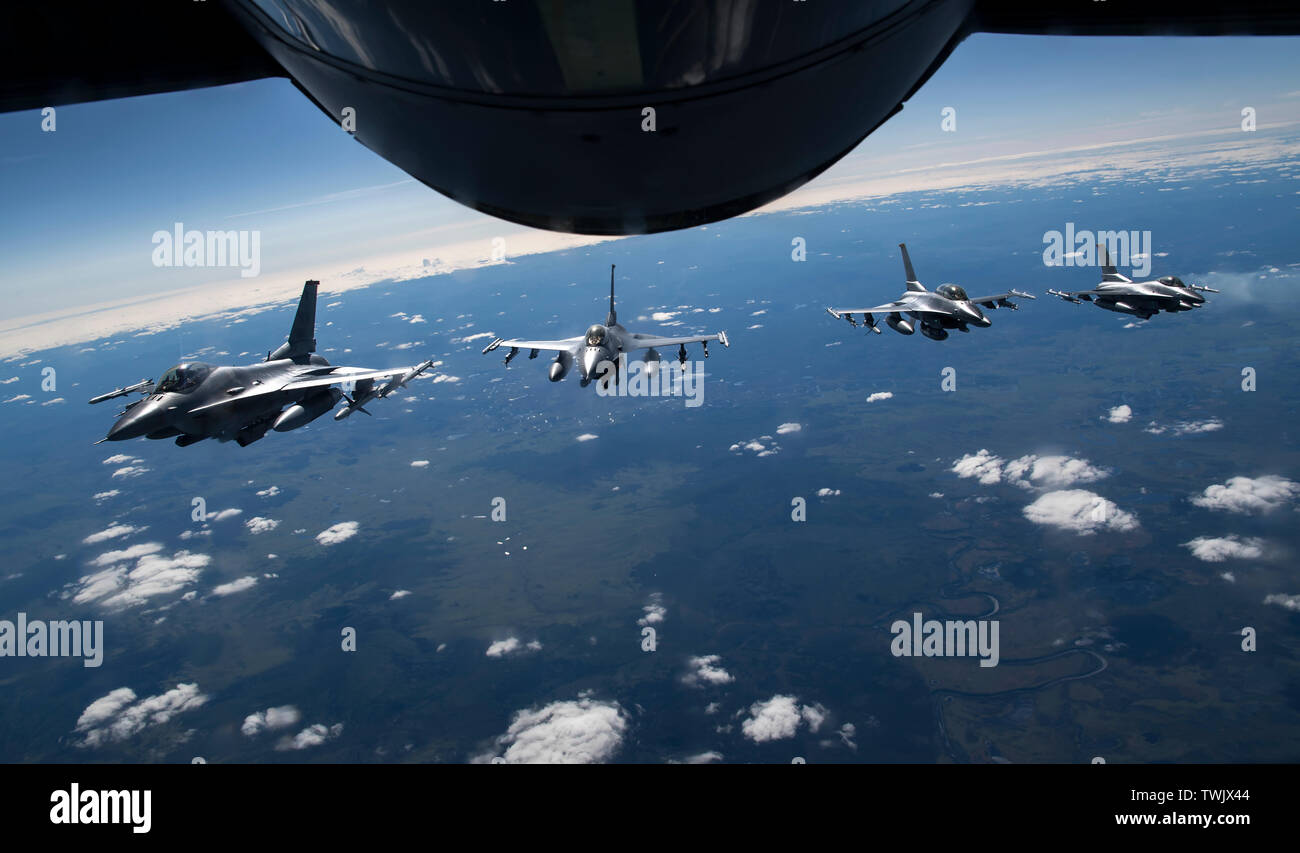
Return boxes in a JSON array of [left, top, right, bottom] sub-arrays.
[[1046, 245, 1217, 320], [481, 265, 728, 386], [89, 281, 436, 447], [826, 243, 1035, 341]]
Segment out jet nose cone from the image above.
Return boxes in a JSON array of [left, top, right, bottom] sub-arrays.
[[106, 402, 164, 441], [961, 303, 991, 327], [580, 347, 608, 380]]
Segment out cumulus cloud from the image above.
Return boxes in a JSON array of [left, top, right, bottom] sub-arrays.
[[1263, 593, 1300, 612], [952, 451, 1107, 490], [410, 460, 429, 468], [74, 683, 208, 748], [83, 523, 144, 545], [241, 705, 301, 737], [276, 723, 344, 751], [69, 544, 210, 609], [1192, 475, 1298, 514], [682, 655, 735, 688], [1182, 535, 1265, 562], [101, 454, 136, 465], [576, 433, 598, 442], [212, 576, 258, 597], [866, 392, 893, 403], [316, 521, 359, 545], [389, 590, 411, 600], [479, 696, 627, 764], [92, 490, 120, 503], [207, 508, 243, 522], [485, 637, 542, 658], [111, 465, 150, 479], [776, 423, 802, 435], [1022, 490, 1138, 535], [637, 593, 666, 627], [951, 449, 1006, 485], [682, 751, 723, 764], [741, 695, 828, 743], [1144, 418, 1223, 436], [816, 488, 841, 497], [256, 486, 280, 498], [245, 517, 279, 534], [1105, 405, 1132, 424]]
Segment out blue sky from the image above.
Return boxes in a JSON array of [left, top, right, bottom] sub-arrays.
[[1, 34, 1296, 319]]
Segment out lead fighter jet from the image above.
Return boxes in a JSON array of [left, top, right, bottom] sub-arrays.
[[90, 281, 436, 447], [826, 243, 1034, 341], [482, 265, 728, 386], [1047, 245, 1217, 320]]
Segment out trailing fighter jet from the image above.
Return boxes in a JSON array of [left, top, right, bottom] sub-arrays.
[[1047, 245, 1217, 320], [481, 265, 728, 386], [826, 243, 1035, 341], [89, 281, 436, 447]]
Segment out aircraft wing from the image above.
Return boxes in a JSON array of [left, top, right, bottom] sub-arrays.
[[481, 336, 584, 355], [187, 366, 427, 415], [826, 296, 930, 317], [964, 289, 1037, 308], [1046, 288, 1103, 303], [625, 331, 729, 351]]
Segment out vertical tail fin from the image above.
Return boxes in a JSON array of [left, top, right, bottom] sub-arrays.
[[899, 243, 925, 291], [267, 280, 318, 361], [1096, 243, 1129, 283], [605, 264, 617, 326]]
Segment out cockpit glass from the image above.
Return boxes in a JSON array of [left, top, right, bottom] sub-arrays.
[[156, 362, 213, 393], [585, 325, 606, 347], [938, 284, 968, 301]]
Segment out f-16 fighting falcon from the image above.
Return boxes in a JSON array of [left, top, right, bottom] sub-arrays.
[[1047, 244, 1217, 320], [826, 243, 1035, 341], [90, 281, 436, 447], [482, 265, 728, 386]]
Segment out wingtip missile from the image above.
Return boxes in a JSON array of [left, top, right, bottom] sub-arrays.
[[88, 378, 153, 405]]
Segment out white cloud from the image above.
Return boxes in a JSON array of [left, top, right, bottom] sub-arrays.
[[776, 423, 802, 435], [1105, 404, 1132, 424], [83, 523, 144, 545], [101, 454, 136, 465], [245, 516, 279, 534], [1022, 489, 1138, 535], [1144, 418, 1223, 436], [1264, 593, 1300, 612], [74, 683, 208, 748], [1192, 475, 1298, 514], [92, 490, 120, 502], [741, 695, 828, 743], [241, 705, 301, 736], [576, 433, 598, 442], [953, 451, 1107, 490], [256, 485, 280, 498], [482, 696, 627, 764], [316, 521, 359, 545], [951, 449, 1005, 485], [207, 508, 243, 522], [276, 723, 344, 751], [816, 488, 841, 497], [637, 593, 666, 627], [682, 655, 735, 688], [1182, 535, 1265, 562], [410, 460, 429, 468], [1002, 455, 1109, 490], [111, 465, 150, 479], [389, 590, 411, 600], [683, 751, 723, 764], [212, 576, 258, 597], [70, 545, 210, 609], [866, 392, 893, 403], [485, 636, 542, 658]]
